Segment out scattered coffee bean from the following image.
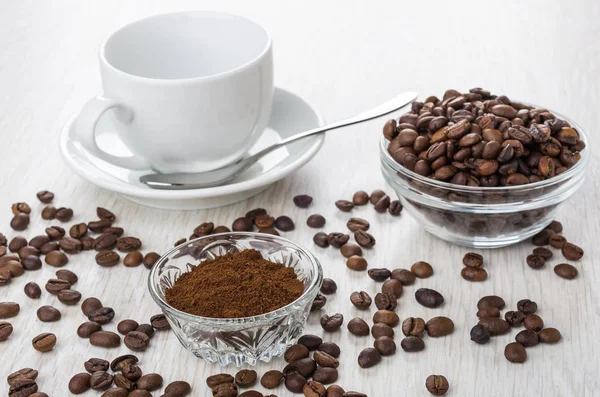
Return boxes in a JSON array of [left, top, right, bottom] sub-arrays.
[[29, 235, 50, 250], [124, 331, 150, 351], [346, 255, 367, 271], [372, 323, 394, 339], [20, 255, 41, 271], [313, 367, 338, 384], [10, 213, 30, 231], [117, 320, 139, 335], [128, 390, 152, 397], [328, 232, 349, 248], [352, 191, 369, 205], [69, 372, 92, 394], [311, 294, 327, 312], [546, 220, 563, 233], [463, 252, 483, 267], [321, 313, 344, 332], [549, 234, 567, 248], [317, 342, 340, 358], [88, 307, 115, 324], [346, 217, 369, 232], [523, 314, 544, 332], [260, 370, 284, 389], [415, 288, 444, 308], [123, 251, 143, 267], [164, 381, 192, 396], [391, 268, 416, 285], [298, 334, 323, 350], [388, 200, 403, 216], [517, 299, 537, 314], [231, 217, 253, 232], [505, 311, 525, 326], [32, 332, 56, 352], [96, 251, 120, 267], [314, 350, 339, 368], [274, 216, 295, 231], [285, 373, 307, 393], [94, 233, 118, 251], [213, 225, 231, 234], [55, 269, 78, 284], [142, 252, 160, 269], [411, 261, 433, 278], [285, 344, 310, 362], [81, 297, 103, 316], [97, 207, 116, 221], [36, 305, 61, 322], [375, 292, 397, 311], [307, 214, 326, 228], [357, 347, 381, 368], [425, 316, 454, 337], [461, 266, 488, 281], [24, 282, 42, 299], [7, 368, 38, 386], [477, 295, 505, 310], [5, 259, 23, 276], [113, 374, 135, 390], [88, 220, 113, 233], [41, 205, 57, 220], [533, 247, 553, 259], [373, 194, 390, 213], [349, 291, 371, 309], [110, 355, 139, 371], [401, 336, 425, 352], [116, 237, 142, 252], [255, 214, 275, 229], [313, 232, 329, 248], [335, 200, 355, 212], [0, 302, 20, 318], [55, 207, 74, 222], [532, 229, 555, 246], [504, 342, 527, 363], [538, 328, 561, 343], [382, 279, 403, 298], [69, 223, 88, 238], [470, 324, 490, 344], [294, 194, 313, 208], [320, 278, 337, 294], [526, 254, 545, 269], [476, 307, 500, 318], [515, 329, 539, 347], [45, 225, 65, 240], [340, 243, 362, 258], [77, 321, 102, 338], [37, 190, 54, 203], [425, 374, 449, 396], [8, 236, 27, 252], [0, 267, 10, 285], [477, 317, 510, 336], [84, 358, 110, 373], [150, 314, 170, 330], [137, 373, 163, 391], [354, 230, 375, 248], [347, 317, 370, 336], [368, 268, 391, 282], [374, 336, 396, 356], [101, 388, 129, 397], [373, 310, 399, 327], [90, 331, 121, 348], [303, 380, 326, 397], [402, 317, 425, 337], [90, 371, 114, 391], [554, 263, 578, 279]]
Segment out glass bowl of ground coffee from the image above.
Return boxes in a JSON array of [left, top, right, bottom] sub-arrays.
[[148, 232, 322, 366], [380, 88, 589, 248]]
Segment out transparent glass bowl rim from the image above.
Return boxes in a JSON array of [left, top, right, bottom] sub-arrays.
[[148, 232, 323, 325], [380, 106, 590, 194]]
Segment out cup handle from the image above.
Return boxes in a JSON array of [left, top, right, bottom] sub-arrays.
[[72, 96, 150, 170]]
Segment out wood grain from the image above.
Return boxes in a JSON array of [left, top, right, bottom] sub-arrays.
[[0, 0, 599, 396]]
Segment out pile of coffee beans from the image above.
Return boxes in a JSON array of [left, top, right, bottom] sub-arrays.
[[383, 88, 586, 186], [68, 354, 190, 396], [7, 367, 47, 396], [460, 252, 487, 281], [528, 220, 581, 279]]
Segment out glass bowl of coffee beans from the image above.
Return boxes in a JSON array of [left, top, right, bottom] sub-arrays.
[[148, 232, 323, 366], [380, 88, 589, 248]]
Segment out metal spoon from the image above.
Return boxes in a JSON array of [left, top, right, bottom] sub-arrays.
[[140, 91, 418, 190]]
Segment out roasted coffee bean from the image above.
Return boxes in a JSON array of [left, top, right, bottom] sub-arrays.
[[461, 266, 488, 281], [477, 317, 510, 336], [505, 311, 525, 326], [19, 246, 40, 260], [373, 194, 391, 213], [55, 207, 73, 222], [313, 350, 339, 368], [313, 232, 329, 248], [523, 314, 544, 331], [45, 226, 65, 240], [285, 373, 307, 393], [341, 392, 367, 397], [311, 294, 327, 311], [110, 354, 139, 371], [123, 251, 143, 267], [232, 217, 253, 232], [142, 252, 160, 269], [515, 329, 539, 347], [320, 278, 337, 294], [294, 194, 313, 208], [476, 307, 500, 318], [504, 342, 527, 363], [335, 200, 355, 212], [95, 251, 120, 267], [10, 213, 30, 231], [382, 279, 403, 298], [463, 252, 483, 267], [69, 223, 88, 238], [128, 390, 152, 397], [9, 379, 39, 396], [255, 214, 275, 229], [94, 233, 118, 251], [88, 307, 115, 324], [117, 320, 139, 335], [545, 220, 563, 233], [371, 323, 394, 339], [274, 216, 295, 231], [533, 247, 553, 259], [150, 313, 170, 330], [532, 229, 554, 246], [283, 357, 317, 378], [37, 190, 54, 203], [375, 292, 397, 311], [368, 268, 391, 281], [116, 237, 142, 252], [96, 207, 116, 221], [401, 336, 425, 352], [346, 255, 367, 271], [124, 331, 150, 351], [325, 385, 346, 397], [346, 218, 370, 234], [36, 305, 61, 322], [317, 342, 341, 358], [85, 358, 110, 373], [69, 372, 91, 394], [354, 230, 375, 248], [307, 214, 326, 228], [539, 328, 561, 343], [245, 208, 267, 220], [320, 313, 344, 332], [7, 368, 38, 386], [56, 269, 78, 284], [347, 317, 370, 336], [549, 234, 567, 248], [391, 268, 416, 285], [0, 321, 13, 341], [90, 371, 113, 391], [402, 317, 425, 337], [9, 236, 28, 252], [562, 242, 584, 260], [164, 381, 192, 396], [87, 220, 113, 233], [101, 388, 129, 397], [32, 332, 56, 352], [517, 299, 537, 314], [41, 205, 57, 220], [260, 370, 284, 389], [357, 347, 381, 368], [411, 261, 433, 278], [415, 288, 444, 308], [298, 334, 322, 350], [425, 316, 454, 337], [328, 233, 349, 248], [5, 260, 24, 276], [29, 235, 50, 250], [352, 191, 369, 205], [45, 278, 70, 294], [285, 344, 310, 362], [0, 267, 10, 285], [81, 297, 103, 316], [470, 324, 490, 344], [77, 321, 102, 338], [213, 225, 231, 234], [24, 282, 41, 299], [373, 310, 399, 327], [90, 331, 121, 348], [526, 254, 545, 269], [554, 263, 578, 279], [425, 374, 449, 396], [477, 295, 505, 310], [303, 380, 326, 397], [369, 189, 386, 204], [312, 367, 338, 384], [388, 200, 403, 216], [113, 374, 136, 391], [40, 241, 59, 255]]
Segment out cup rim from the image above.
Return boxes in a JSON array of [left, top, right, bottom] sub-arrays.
[[380, 105, 590, 193], [148, 232, 323, 324], [98, 11, 272, 84]]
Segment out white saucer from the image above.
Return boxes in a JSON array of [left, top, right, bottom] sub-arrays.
[[60, 88, 324, 210]]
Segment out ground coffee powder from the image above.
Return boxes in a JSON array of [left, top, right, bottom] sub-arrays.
[[165, 249, 304, 318]]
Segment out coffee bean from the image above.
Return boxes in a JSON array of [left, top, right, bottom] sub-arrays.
[[95, 207, 116, 221], [515, 329, 539, 347], [328, 233, 349, 248], [231, 217, 253, 232], [388, 200, 403, 216], [516, 299, 537, 315], [411, 261, 433, 278], [425, 316, 454, 337], [477, 295, 505, 310], [69, 372, 91, 394], [391, 268, 416, 285], [477, 317, 510, 336], [0, 302, 20, 318], [0, 267, 10, 285], [36, 305, 61, 322], [475, 307, 499, 318], [294, 194, 313, 208], [283, 357, 316, 378], [7, 368, 38, 386], [32, 332, 56, 352], [94, 233, 118, 251], [368, 268, 391, 281], [401, 336, 425, 352], [274, 216, 295, 231], [117, 320, 139, 335], [341, 392, 367, 397], [313, 232, 329, 248], [37, 190, 54, 203], [110, 355, 139, 371], [123, 251, 143, 267], [69, 223, 88, 239], [335, 200, 355, 212], [372, 323, 394, 339], [523, 314, 544, 331], [40, 241, 59, 255], [116, 237, 142, 252], [346, 217, 370, 232], [90, 371, 114, 391], [28, 235, 50, 250], [113, 374, 136, 391], [87, 220, 113, 234], [373, 310, 399, 327], [317, 342, 341, 358], [340, 243, 362, 258], [533, 247, 553, 259], [320, 313, 344, 332], [142, 252, 160, 269], [352, 191, 369, 205], [10, 213, 30, 231], [253, 214, 274, 229], [303, 380, 326, 397], [307, 214, 326, 228], [45, 226, 65, 240], [77, 321, 102, 338], [504, 342, 527, 363], [313, 367, 338, 384], [9, 236, 27, 252], [374, 336, 396, 356], [549, 234, 567, 248], [24, 282, 41, 299], [415, 288, 444, 308], [314, 350, 339, 368], [164, 381, 192, 396], [463, 252, 483, 267], [298, 334, 322, 350], [562, 242, 584, 260], [41, 205, 57, 220], [53, 269, 77, 285], [320, 278, 337, 294], [382, 279, 403, 298], [88, 307, 115, 324], [532, 229, 554, 246], [347, 317, 370, 336], [470, 324, 490, 344], [101, 388, 129, 397], [95, 251, 120, 267], [128, 390, 152, 397], [0, 321, 13, 341], [539, 328, 561, 343], [425, 374, 449, 396], [55, 207, 73, 222], [554, 262, 579, 280], [401, 317, 425, 337], [285, 344, 310, 362], [213, 225, 231, 234], [84, 358, 109, 373], [260, 370, 283, 389], [285, 373, 307, 393], [354, 230, 375, 248], [311, 294, 327, 312], [375, 292, 397, 311], [124, 331, 150, 351], [90, 331, 121, 348], [81, 297, 103, 316], [505, 310, 525, 326], [150, 313, 170, 330], [373, 195, 391, 213], [357, 347, 381, 368], [461, 266, 488, 281], [346, 255, 367, 271], [526, 254, 545, 269]]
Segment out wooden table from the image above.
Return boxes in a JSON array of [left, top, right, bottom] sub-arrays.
[[1, 1, 599, 396]]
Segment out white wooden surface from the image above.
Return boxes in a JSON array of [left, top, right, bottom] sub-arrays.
[[1, 1, 599, 396]]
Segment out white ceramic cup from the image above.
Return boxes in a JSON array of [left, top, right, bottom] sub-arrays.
[[73, 11, 273, 173]]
